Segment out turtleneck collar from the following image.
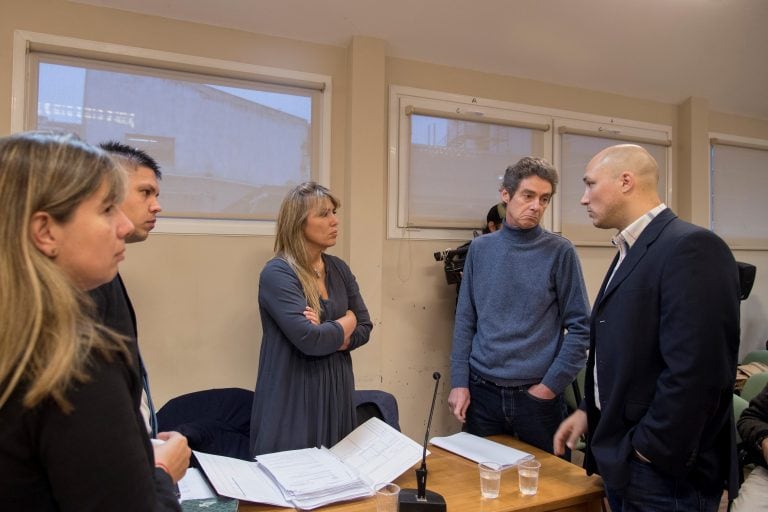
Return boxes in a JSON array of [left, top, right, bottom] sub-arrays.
[[499, 221, 544, 243]]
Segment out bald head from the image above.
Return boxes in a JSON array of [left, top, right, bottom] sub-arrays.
[[590, 144, 659, 192], [581, 144, 662, 231]]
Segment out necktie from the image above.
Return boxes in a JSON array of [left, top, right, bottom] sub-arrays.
[[139, 355, 158, 438]]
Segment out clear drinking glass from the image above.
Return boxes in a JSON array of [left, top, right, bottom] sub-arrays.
[[517, 459, 541, 496], [374, 482, 400, 512], [478, 462, 502, 499]]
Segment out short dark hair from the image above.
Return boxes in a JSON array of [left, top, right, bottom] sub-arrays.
[[99, 141, 161, 179], [502, 156, 558, 196], [482, 202, 504, 234], [487, 203, 503, 225]]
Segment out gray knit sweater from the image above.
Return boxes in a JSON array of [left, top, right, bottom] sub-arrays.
[[450, 222, 590, 395]]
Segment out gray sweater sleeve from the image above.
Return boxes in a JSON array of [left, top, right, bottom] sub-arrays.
[[330, 255, 373, 351], [450, 242, 477, 389], [259, 259, 345, 356], [539, 245, 590, 395]]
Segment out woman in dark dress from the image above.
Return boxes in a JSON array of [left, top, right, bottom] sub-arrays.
[[250, 182, 373, 457], [0, 132, 189, 511]]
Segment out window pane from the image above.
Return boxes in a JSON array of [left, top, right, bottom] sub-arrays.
[[407, 114, 546, 229], [711, 144, 768, 247], [33, 57, 318, 221], [560, 134, 668, 243]]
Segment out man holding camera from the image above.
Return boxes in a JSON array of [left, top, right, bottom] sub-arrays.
[[449, 157, 590, 455]]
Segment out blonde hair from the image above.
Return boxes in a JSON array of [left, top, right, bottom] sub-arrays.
[[0, 132, 126, 412], [274, 182, 340, 315]]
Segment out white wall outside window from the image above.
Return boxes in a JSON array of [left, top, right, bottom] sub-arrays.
[[13, 31, 331, 235], [388, 86, 672, 242], [388, 90, 552, 240]]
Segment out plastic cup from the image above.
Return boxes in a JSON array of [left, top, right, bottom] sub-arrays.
[[518, 459, 541, 496], [374, 482, 400, 512], [478, 462, 502, 499]]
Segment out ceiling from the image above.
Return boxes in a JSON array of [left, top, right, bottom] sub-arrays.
[[72, 0, 768, 120]]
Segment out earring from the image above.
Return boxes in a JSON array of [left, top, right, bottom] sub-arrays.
[[49, 248, 58, 258]]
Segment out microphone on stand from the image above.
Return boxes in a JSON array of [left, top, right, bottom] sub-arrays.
[[398, 372, 447, 512]]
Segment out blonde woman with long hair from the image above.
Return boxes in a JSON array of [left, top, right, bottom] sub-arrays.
[[250, 182, 372, 456], [0, 132, 189, 511]]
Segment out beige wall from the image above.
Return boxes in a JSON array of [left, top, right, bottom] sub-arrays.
[[3, 0, 768, 442]]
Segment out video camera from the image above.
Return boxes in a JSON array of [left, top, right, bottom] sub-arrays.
[[433, 242, 470, 285]]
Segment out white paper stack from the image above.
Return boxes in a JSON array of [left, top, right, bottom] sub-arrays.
[[429, 432, 533, 469], [193, 452, 291, 507], [177, 468, 217, 501], [194, 417, 425, 509], [257, 448, 372, 509]]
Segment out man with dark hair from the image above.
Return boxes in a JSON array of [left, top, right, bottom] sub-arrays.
[[90, 141, 163, 436], [98, 141, 162, 243], [449, 156, 590, 455], [554, 144, 740, 511], [89, 141, 187, 485], [482, 202, 504, 234]]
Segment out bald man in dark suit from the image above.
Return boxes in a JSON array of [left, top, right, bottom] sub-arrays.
[[554, 144, 740, 511]]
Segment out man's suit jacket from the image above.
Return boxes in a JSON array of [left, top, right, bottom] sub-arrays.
[[91, 274, 136, 332], [583, 208, 741, 498], [90, 274, 139, 369]]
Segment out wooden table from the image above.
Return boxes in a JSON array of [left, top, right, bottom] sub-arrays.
[[238, 436, 605, 511]]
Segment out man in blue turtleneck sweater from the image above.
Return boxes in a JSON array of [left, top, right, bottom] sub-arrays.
[[448, 157, 590, 456]]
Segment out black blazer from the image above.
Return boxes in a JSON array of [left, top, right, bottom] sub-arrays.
[[583, 208, 741, 498], [90, 273, 140, 371]]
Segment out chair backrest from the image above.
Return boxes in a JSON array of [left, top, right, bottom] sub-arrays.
[[736, 261, 756, 300], [741, 371, 768, 403], [742, 350, 768, 365], [353, 390, 400, 431], [564, 367, 586, 412], [157, 388, 254, 460]]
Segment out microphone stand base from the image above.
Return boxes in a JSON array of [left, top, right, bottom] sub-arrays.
[[398, 489, 447, 512]]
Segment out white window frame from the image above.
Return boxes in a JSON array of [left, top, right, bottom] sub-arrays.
[[11, 30, 332, 236], [709, 132, 768, 250], [388, 85, 673, 242], [388, 86, 553, 240]]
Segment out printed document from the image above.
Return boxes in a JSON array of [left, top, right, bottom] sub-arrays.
[[429, 432, 533, 468], [195, 417, 424, 509]]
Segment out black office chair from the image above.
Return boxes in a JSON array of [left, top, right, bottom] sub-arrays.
[[736, 261, 756, 301], [157, 387, 401, 461], [353, 389, 400, 431], [157, 387, 253, 460]]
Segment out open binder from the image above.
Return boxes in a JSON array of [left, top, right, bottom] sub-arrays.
[[194, 417, 425, 509]]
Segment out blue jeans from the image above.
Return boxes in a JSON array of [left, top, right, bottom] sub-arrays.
[[606, 457, 722, 512], [465, 371, 567, 457]]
